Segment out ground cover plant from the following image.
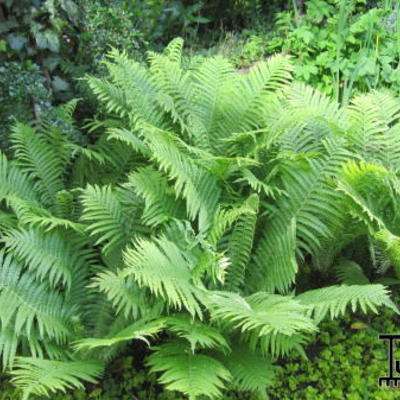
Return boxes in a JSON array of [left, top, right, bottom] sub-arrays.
[[270, 308, 400, 400], [1, 39, 400, 399]]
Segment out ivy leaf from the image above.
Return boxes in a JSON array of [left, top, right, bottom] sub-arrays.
[[0, 19, 19, 34], [35, 30, 60, 52], [60, 0, 79, 20], [44, 56, 61, 72], [52, 76, 70, 92], [6, 34, 28, 51]]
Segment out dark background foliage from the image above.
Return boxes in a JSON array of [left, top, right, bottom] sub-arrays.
[[1, 0, 395, 134]]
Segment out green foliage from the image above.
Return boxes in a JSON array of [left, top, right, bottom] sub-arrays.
[[0, 0, 80, 119], [1, 40, 400, 400], [0, 62, 50, 147], [1, 0, 79, 59], [10, 358, 103, 400], [2, 308, 398, 399], [221, 0, 400, 102], [147, 342, 231, 400], [270, 308, 400, 399]]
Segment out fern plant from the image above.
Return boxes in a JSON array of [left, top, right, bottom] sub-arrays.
[[0, 39, 399, 399]]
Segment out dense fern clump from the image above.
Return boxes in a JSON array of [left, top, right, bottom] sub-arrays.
[[1, 39, 399, 399]]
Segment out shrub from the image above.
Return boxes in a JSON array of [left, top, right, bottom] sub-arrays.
[[0, 39, 399, 400]]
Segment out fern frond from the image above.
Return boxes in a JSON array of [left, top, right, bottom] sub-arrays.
[[207, 194, 258, 248], [86, 77, 132, 118], [189, 56, 235, 150], [337, 161, 398, 229], [296, 284, 397, 323], [95, 49, 165, 127], [123, 235, 205, 317], [106, 127, 149, 155], [126, 166, 185, 227], [166, 314, 230, 353], [0, 151, 38, 203], [281, 82, 346, 128], [0, 250, 71, 341], [56, 98, 80, 124], [254, 141, 351, 292], [253, 332, 308, 359], [147, 341, 231, 400], [207, 291, 316, 336], [5, 195, 84, 233], [253, 216, 298, 293], [147, 49, 190, 132], [139, 123, 220, 231], [1, 228, 89, 289], [225, 194, 259, 291], [0, 209, 18, 232], [162, 37, 184, 64], [74, 318, 165, 350], [10, 357, 103, 400], [335, 260, 370, 285], [235, 168, 283, 198], [90, 270, 151, 319], [218, 344, 275, 394], [80, 184, 133, 254], [374, 229, 400, 278], [0, 328, 18, 370], [231, 55, 293, 134], [346, 91, 400, 170], [10, 122, 66, 206]]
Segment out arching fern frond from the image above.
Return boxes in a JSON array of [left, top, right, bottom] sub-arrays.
[[147, 341, 231, 400], [90, 270, 151, 319], [225, 194, 259, 292], [374, 229, 400, 278], [126, 166, 185, 227], [337, 161, 399, 230], [189, 56, 236, 151], [86, 77, 132, 119], [254, 141, 351, 293], [231, 55, 293, 134], [207, 194, 258, 248], [346, 91, 400, 171], [139, 123, 220, 231], [0, 250, 71, 342], [10, 122, 66, 206], [334, 260, 370, 285], [207, 291, 316, 336], [165, 314, 229, 353], [73, 318, 165, 351], [4, 195, 84, 233], [1, 228, 89, 289], [296, 284, 397, 323], [10, 357, 103, 400], [123, 235, 205, 317], [218, 344, 275, 394], [80, 184, 134, 254], [162, 37, 184, 64], [251, 331, 308, 359], [0, 151, 38, 203]]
